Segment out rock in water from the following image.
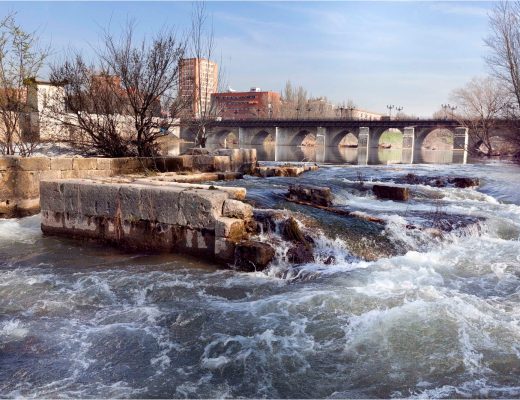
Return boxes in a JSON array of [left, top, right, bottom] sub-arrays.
[[287, 184, 333, 207], [449, 177, 480, 188], [234, 240, 275, 272], [282, 217, 315, 264], [372, 185, 410, 201]]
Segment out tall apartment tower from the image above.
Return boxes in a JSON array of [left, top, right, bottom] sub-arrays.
[[179, 58, 218, 119]]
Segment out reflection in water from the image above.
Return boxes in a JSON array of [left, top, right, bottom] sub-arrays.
[[168, 140, 467, 165]]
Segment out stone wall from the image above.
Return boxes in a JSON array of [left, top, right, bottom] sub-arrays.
[[0, 149, 256, 218], [40, 178, 256, 266]]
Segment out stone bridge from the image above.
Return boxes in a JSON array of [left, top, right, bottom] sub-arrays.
[[179, 119, 515, 155]]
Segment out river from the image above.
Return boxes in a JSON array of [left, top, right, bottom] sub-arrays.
[[1, 150, 520, 398]]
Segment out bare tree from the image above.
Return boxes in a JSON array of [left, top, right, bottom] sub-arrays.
[[485, 1, 520, 151], [101, 23, 185, 156], [280, 80, 309, 118], [186, 2, 225, 148], [0, 14, 47, 156], [48, 22, 186, 157], [47, 55, 138, 157], [451, 76, 508, 155]]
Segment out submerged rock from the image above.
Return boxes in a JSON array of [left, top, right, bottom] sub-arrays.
[[287, 184, 333, 207], [372, 185, 410, 201]]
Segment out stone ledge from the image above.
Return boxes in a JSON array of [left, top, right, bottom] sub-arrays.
[[40, 178, 254, 267]]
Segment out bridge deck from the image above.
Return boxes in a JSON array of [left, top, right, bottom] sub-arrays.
[[210, 118, 461, 129]]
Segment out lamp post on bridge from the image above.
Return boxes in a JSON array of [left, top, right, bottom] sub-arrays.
[[387, 104, 395, 119], [441, 104, 457, 120], [339, 106, 345, 119], [396, 106, 403, 120], [347, 106, 355, 120]]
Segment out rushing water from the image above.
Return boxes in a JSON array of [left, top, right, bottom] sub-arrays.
[[2, 158, 520, 398]]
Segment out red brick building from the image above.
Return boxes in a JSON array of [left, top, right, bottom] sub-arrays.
[[211, 88, 281, 119], [179, 58, 218, 119]]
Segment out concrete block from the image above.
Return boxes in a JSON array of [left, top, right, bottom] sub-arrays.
[[61, 170, 81, 179], [62, 181, 82, 214], [14, 171, 41, 198], [222, 199, 253, 220], [213, 156, 231, 172], [40, 181, 64, 212], [73, 158, 98, 171], [0, 170, 15, 200], [192, 155, 216, 172], [215, 217, 246, 240], [179, 155, 193, 170], [16, 157, 51, 171], [139, 185, 183, 224], [78, 182, 119, 217], [153, 157, 184, 172], [40, 170, 63, 181], [177, 188, 228, 229], [51, 158, 73, 171], [77, 169, 113, 179], [0, 156, 18, 170], [118, 185, 142, 221], [96, 158, 112, 170]]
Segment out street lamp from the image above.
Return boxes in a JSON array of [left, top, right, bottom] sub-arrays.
[[387, 104, 395, 119], [396, 106, 403, 119], [296, 107, 300, 119], [441, 104, 457, 119], [449, 105, 457, 118], [306, 107, 312, 119], [347, 106, 355, 120]]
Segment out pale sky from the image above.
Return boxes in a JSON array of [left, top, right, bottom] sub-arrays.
[[1, 1, 495, 117]]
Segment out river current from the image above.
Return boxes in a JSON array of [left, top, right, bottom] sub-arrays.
[[1, 156, 520, 398]]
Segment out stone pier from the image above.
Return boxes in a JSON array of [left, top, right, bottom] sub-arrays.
[[358, 127, 370, 149], [40, 178, 272, 268], [402, 127, 415, 163], [453, 127, 469, 151]]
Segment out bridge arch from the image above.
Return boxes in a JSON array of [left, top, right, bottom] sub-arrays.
[[376, 128, 403, 149], [251, 130, 275, 145], [415, 127, 455, 150], [291, 130, 316, 146], [180, 127, 197, 143], [207, 128, 238, 147], [328, 129, 359, 147]]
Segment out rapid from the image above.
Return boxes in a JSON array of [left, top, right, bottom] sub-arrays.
[[1, 157, 520, 398]]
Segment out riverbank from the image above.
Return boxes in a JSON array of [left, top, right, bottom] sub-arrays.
[[2, 160, 520, 398]]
